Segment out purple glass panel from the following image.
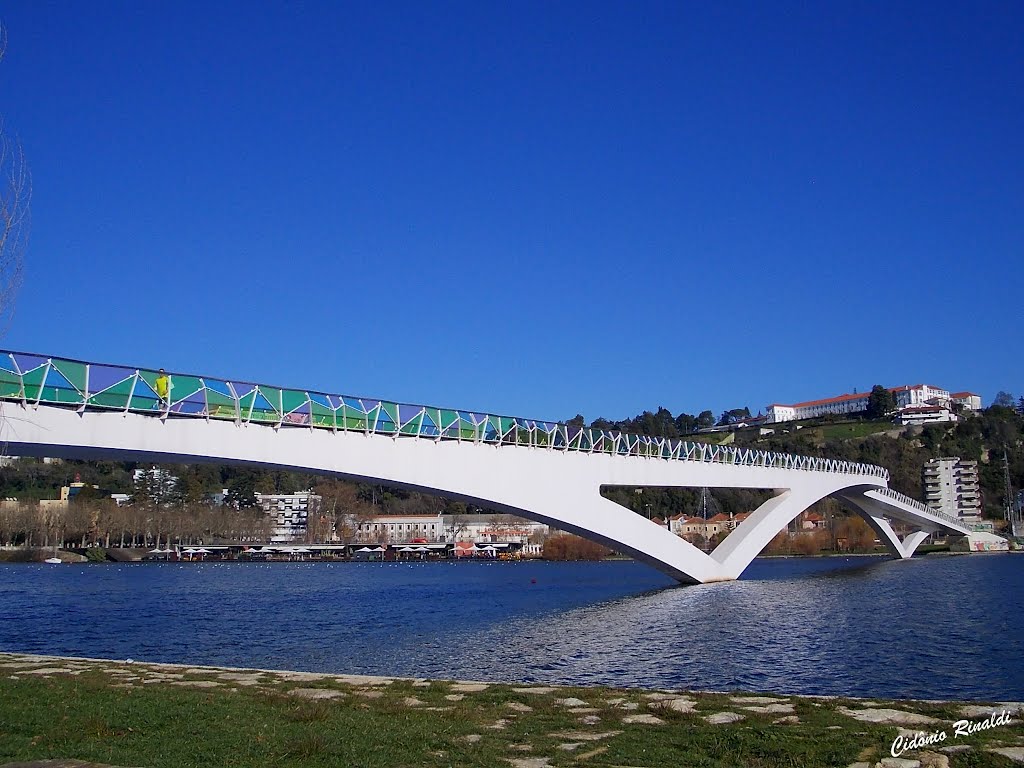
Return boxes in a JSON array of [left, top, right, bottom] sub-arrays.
[[12, 354, 47, 374], [171, 401, 206, 415], [228, 381, 255, 397], [397, 404, 422, 424], [87, 365, 137, 392]]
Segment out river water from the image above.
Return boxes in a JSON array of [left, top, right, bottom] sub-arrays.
[[1, 554, 1020, 701]]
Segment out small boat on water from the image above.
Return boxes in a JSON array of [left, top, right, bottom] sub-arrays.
[[44, 557, 62, 564]]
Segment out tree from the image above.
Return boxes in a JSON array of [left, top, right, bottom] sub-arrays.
[[993, 391, 1016, 408], [224, 473, 259, 509], [866, 385, 896, 419], [718, 407, 751, 426], [0, 23, 29, 329], [696, 410, 715, 430]]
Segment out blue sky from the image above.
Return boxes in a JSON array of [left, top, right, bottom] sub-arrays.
[[1, 2, 1021, 423]]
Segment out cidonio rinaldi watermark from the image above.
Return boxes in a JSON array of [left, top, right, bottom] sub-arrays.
[[891, 710, 1014, 757]]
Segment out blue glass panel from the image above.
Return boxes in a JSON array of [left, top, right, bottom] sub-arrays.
[[252, 392, 277, 412], [309, 393, 332, 408], [203, 379, 234, 398]]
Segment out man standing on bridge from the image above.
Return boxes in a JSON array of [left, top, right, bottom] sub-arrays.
[[155, 369, 170, 408]]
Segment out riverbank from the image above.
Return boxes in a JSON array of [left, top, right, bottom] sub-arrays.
[[1, 653, 1022, 767]]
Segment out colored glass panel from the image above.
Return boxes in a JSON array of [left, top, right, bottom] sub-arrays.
[[51, 360, 87, 393], [168, 376, 203, 403], [281, 389, 308, 414], [0, 368, 21, 398], [88, 377, 134, 408], [21, 365, 47, 401]]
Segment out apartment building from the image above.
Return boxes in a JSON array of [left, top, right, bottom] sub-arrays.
[[922, 457, 983, 525], [257, 491, 321, 542]]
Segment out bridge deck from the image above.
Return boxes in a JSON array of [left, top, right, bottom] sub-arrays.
[[0, 350, 888, 479]]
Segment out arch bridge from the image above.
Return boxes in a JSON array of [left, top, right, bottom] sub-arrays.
[[0, 351, 968, 583]]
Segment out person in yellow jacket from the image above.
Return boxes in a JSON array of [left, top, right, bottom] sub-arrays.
[[155, 369, 170, 405]]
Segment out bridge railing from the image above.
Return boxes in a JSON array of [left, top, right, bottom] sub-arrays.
[[868, 487, 965, 530], [0, 351, 889, 481]]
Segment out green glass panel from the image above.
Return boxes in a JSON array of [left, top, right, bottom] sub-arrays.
[[310, 401, 333, 417], [39, 385, 81, 404], [238, 391, 256, 416], [0, 369, 22, 398], [499, 417, 516, 434], [88, 377, 134, 408], [344, 414, 368, 430], [203, 389, 235, 420], [168, 375, 203, 401], [22, 366, 46, 401], [440, 409, 459, 429], [260, 387, 283, 412], [400, 412, 423, 435], [129, 391, 161, 411], [52, 360, 87, 394], [205, 389, 235, 408], [379, 402, 398, 425], [138, 370, 159, 391], [310, 401, 334, 429], [311, 412, 334, 428], [0, 355, 18, 375], [281, 389, 307, 413]]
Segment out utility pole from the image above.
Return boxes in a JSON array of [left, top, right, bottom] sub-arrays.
[[1004, 447, 1020, 538]]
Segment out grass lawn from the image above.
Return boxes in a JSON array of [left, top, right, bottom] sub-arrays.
[[0, 653, 1022, 767]]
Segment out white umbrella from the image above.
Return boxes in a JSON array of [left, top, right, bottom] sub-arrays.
[[413, 546, 430, 552], [370, 546, 386, 552], [195, 548, 211, 554], [396, 546, 413, 552], [182, 548, 198, 554], [148, 548, 164, 554], [356, 547, 373, 553]]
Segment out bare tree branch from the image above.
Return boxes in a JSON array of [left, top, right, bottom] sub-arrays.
[[0, 21, 30, 333]]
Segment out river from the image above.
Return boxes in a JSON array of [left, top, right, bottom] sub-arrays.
[[1, 554, 1020, 701]]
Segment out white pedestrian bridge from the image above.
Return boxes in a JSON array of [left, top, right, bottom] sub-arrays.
[[0, 351, 969, 583]]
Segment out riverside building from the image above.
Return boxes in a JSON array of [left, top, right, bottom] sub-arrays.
[[257, 491, 321, 542], [922, 457, 986, 529]]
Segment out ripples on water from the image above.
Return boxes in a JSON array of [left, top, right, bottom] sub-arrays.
[[1, 555, 1021, 701]]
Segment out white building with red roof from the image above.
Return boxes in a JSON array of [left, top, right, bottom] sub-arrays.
[[765, 384, 971, 423]]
